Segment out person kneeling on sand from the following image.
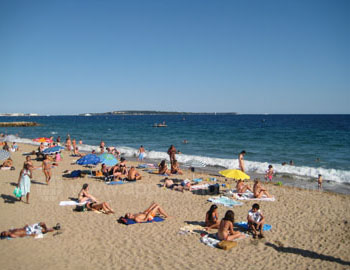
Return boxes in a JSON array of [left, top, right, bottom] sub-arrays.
[[0, 222, 57, 239], [127, 166, 142, 180], [217, 210, 245, 241], [247, 203, 265, 239], [78, 183, 98, 203], [86, 201, 114, 214], [236, 179, 252, 193], [124, 202, 170, 223], [253, 179, 272, 198]]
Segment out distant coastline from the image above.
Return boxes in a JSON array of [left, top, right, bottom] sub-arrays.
[[78, 110, 238, 116]]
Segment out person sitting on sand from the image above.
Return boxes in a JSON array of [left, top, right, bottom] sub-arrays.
[[119, 157, 128, 174], [127, 166, 142, 180], [86, 201, 114, 214], [124, 202, 170, 223], [10, 142, 19, 152], [2, 142, 10, 151], [171, 160, 183, 175], [205, 204, 220, 230], [247, 203, 265, 239], [78, 183, 98, 203], [0, 222, 56, 239], [236, 179, 252, 193], [158, 160, 171, 175], [217, 210, 245, 241], [253, 179, 272, 198]]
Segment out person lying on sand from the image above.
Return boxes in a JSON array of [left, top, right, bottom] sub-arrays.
[[0, 222, 57, 239], [253, 179, 272, 198], [163, 177, 184, 191], [236, 179, 252, 193], [0, 158, 13, 169], [127, 166, 142, 180], [158, 160, 171, 175], [171, 160, 183, 175], [205, 204, 220, 230], [86, 201, 114, 214], [217, 210, 245, 241], [124, 202, 170, 222], [78, 183, 98, 203]]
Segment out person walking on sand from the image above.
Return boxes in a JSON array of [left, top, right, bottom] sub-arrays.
[[238, 150, 246, 172], [167, 145, 177, 164], [42, 155, 52, 184], [18, 163, 32, 204]]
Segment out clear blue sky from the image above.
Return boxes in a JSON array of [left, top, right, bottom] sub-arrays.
[[1, 0, 349, 115]]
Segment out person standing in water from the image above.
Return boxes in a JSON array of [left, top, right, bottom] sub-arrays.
[[238, 150, 246, 172], [138, 145, 145, 161]]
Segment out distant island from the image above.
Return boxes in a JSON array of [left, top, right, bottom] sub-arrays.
[[79, 110, 238, 116]]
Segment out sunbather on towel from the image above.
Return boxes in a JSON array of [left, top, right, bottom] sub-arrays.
[[163, 178, 185, 191], [124, 202, 170, 222], [86, 201, 114, 214], [217, 210, 245, 241], [253, 179, 272, 198], [247, 203, 265, 239], [0, 222, 56, 239], [205, 204, 220, 230], [236, 180, 252, 193], [78, 184, 98, 203], [127, 166, 142, 180]]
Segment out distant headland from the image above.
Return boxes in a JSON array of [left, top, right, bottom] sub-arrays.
[[79, 110, 238, 116]]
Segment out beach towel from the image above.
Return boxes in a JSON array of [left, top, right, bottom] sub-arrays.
[[118, 216, 164, 225], [193, 178, 203, 183], [208, 196, 243, 207], [235, 222, 272, 231], [59, 201, 87, 206], [233, 192, 276, 202], [137, 164, 156, 169], [107, 181, 126, 185], [200, 235, 220, 248], [190, 184, 209, 190]]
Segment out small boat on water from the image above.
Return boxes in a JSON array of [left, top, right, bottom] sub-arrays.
[[153, 122, 167, 127]]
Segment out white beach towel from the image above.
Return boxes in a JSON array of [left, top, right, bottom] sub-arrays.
[[200, 235, 220, 248], [232, 192, 276, 201], [59, 201, 87, 206], [191, 184, 209, 190]]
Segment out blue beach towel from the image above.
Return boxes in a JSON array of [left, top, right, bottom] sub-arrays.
[[235, 222, 272, 231], [107, 181, 125, 185], [119, 216, 164, 225], [193, 178, 202, 183], [207, 196, 243, 207]]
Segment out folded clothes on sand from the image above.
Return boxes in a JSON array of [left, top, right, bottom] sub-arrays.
[[59, 201, 87, 206], [118, 216, 164, 225], [208, 196, 243, 207]]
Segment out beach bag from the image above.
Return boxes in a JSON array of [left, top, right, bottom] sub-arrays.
[[74, 204, 86, 212], [95, 170, 103, 177], [13, 187, 22, 198], [209, 184, 220, 195], [217, 240, 237, 250]]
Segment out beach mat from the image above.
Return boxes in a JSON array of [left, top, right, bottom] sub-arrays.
[[235, 222, 272, 231], [208, 196, 243, 207], [233, 192, 275, 201], [118, 216, 164, 225], [59, 201, 87, 206]]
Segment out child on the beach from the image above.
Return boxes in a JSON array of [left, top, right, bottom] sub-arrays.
[[247, 203, 265, 239], [317, 174, 323, 189], [265, 165, 274, 182]]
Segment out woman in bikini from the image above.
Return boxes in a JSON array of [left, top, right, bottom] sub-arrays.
[[170, 160, 183, 175], [78, 184, 98, 203], [205, 204, 220, 230], [124, 202, 170, 223], [253, 179, 272, 198], [158, 160, 171, 175], [86, 201, 114, 214], [217, 210, 245, 241], [42, 155, 52, 184]]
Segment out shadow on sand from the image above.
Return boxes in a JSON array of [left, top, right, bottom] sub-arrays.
[[1, 194, 19, 204], [265, 242, 350, 266]]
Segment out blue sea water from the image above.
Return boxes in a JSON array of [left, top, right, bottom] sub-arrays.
[[1, 114, 349, 185]]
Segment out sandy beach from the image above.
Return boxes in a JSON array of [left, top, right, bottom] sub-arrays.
[[0, 143, 349, 270]]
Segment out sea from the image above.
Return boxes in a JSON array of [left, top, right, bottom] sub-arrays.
[[1, 114, 349, 194]]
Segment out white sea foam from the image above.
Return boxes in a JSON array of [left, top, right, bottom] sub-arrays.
[[4, 135, 350, 184]]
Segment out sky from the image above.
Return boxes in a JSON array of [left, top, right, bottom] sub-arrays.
[[0, 0, 349, 115]]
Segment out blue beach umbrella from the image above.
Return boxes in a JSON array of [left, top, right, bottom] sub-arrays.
[[43, 146, 65, 155], [76, 154, 101, 166], [98, 153, 118, 166], [0, 150, 10, 161]]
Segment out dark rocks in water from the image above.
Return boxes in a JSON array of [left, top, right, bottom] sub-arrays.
[[0, 122, 41, 127]]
